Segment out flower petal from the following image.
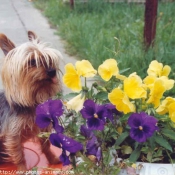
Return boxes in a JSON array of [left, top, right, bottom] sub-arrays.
[[124, 74, 147, 99], [66, 94, 85, 112], [108, 88, 135, 114], [76, 60, 97, 77], [147, 60, 172, 78], [36, 100, 50, 116], [159, 76, 174, 91], [49, 133, 62, 148], [86, 135, 98, 155], [147, 60, 163, 77], [50, 133, 83, 153], [52, 116, 64, 133], [87, 118, 104, 130], [143, 75, 156, 90], [60, 150, 71, 166], [96, 104, 107, 123], [128, 112, 158, 143], [96, 147, 102, 161], [63, 63, 82, 92], [80, 125, 94, 139], [128, 113, 143, 128], [156, 97, 175, 115], [80, 100, 96, 119], [50, 99, 64, 117], [147, 79, 166, 108], [61, 134, 83, 153], [98, 59, 119, 81], [130, 128, 147, 143], [35, 113, 51, 128], [104, 103, 120, 123], [162, 65, 171, 77], [168, 102, 175, 122]]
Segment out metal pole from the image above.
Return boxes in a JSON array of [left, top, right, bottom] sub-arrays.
[[143, 0, 158, 50], [70, 0, 74, 9]]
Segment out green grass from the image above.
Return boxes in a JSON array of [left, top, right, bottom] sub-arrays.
[[34, 0, 175, 79]]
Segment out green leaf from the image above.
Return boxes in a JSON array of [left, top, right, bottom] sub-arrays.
[[148, 134, 156, 150], [95, 91, 108, 100], [155, 148, 163, 157], [62, 92, 79, 99], [146, 151, 153, 162], [129, 147, 141, 163], [155, 135, 172, 152], [103, 151, 112, 165], [119, 67, 130, 74], [152, 157, 163, 162], [161, 128, 175, 141], [119, 113, 130, 122], [115, 132, 129, 146], [141, 146, 149, 153]]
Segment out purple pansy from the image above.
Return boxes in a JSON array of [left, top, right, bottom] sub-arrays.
[[80, 100, 107, 130], [80, 125, 94, 139], [49, 133, 83, 165], [59, 149, 71, 166], [80, 125, 101, 161], [104, 103, 120, 124], [128, 112, 158, 143], [86, 135, 101, 161], [50, 133, 83, 153], [36, 99, 64, 133]]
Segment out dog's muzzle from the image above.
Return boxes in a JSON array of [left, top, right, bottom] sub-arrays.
[[47, 68, 56, 78]]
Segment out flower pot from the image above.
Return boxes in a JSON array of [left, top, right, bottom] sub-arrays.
[[118, 162, 175, 175]]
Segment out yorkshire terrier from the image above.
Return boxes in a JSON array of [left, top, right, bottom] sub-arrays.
[[0, 31, 62, 170]]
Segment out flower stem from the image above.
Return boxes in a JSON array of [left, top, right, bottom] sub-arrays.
[[165, 150, 173, 164], [84, 77, 87, 87], [59, 117, 65, 128], [70, 154, 77, 170]]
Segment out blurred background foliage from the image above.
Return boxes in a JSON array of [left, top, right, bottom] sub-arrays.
[[34, 0, 175, 81]]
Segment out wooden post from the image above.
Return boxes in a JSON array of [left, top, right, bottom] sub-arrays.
[[143, 0, 158, 50], [70, 0, 74, 9]]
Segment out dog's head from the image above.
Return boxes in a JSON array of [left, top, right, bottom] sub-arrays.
[[0, 31, 62, 107]]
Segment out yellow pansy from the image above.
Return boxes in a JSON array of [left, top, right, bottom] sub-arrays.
[[161, 65, 171, 77], [168, 102, 175, 122], [108, 88, 135, 114], [143, 75, 156, 90], [147, 79, 166, 108], [98, 59, 119, 81], [147, 60, 171, 77], [144, 75, 174, 91], [63, 63, 82, 92], [159, 76, 174, 91], [76, 60, 97, 77], [124, 73, 147, 99], [156, 97, 175, 115], [63, 60, 97, 92], [66, 94, 85, 112]]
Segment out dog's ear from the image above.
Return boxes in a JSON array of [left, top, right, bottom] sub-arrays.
[[28, 31, 40, 43], [0, 34, 15, 56]]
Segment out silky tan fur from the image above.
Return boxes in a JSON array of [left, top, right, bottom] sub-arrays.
[[0, 31, 62, 170]]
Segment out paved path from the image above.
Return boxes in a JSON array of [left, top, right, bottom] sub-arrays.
[[0, 0, 77, 94]]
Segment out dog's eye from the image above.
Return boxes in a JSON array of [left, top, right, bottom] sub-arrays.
[[30, 59, 36, 66]]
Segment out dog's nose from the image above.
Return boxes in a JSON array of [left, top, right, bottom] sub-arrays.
[[47, 68, 56, 78]]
